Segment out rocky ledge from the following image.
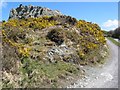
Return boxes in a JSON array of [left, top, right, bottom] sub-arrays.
[[9, 4, 62, 19]]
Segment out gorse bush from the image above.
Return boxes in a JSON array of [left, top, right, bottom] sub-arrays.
[[2, 16, 57, 30], [74, 20, 106, 61], [2, 17, 106, 66], [2, 15, 107, 88], [47, 28, 65, 45], [77, 20, 106, 45]]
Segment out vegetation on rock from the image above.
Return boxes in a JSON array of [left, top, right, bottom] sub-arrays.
[[2, 5, 108, 88], [105, 27, 120, 40]]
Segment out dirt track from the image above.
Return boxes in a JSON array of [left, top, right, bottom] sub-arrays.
[[67, 39, 118, 88]]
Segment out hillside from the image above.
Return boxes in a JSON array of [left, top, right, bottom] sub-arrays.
[[107, 27, 120, 39], [2, 5, 108, 88]]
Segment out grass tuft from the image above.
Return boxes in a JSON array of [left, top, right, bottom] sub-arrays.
[[107, 37, 120, 47]]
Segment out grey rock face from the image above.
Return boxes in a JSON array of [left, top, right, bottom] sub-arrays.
[[9, 4, 62, 19]]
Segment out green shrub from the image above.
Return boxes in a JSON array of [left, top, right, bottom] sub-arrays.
[[47, 28, 65, 45]]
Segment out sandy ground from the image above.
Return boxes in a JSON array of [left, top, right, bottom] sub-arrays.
[[67, 39, 118, 88]]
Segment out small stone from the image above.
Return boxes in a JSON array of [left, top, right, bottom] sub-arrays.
[[84, 76, 88, 79], [71, 83, 74, 85], [95, 77, 98, 79], [83, 85, 86, 87], [80, 85, 83, 88]]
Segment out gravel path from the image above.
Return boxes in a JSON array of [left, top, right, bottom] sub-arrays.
[[67, 39, 118, 88]]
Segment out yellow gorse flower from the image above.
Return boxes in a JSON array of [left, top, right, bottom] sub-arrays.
[[19, 47, 30, 57]]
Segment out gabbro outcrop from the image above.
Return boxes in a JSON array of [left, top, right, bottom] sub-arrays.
[[9, 4, 62, 19]]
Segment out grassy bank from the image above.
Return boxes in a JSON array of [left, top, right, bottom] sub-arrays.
[[107, 37, 120, 47]]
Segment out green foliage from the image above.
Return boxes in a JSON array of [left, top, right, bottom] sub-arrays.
[[18, 57, 79, 88], [47, 28, 65, 45], [107, 37, 120, 47], [108, 27, 120, 39], [2, 80, 14, 88]]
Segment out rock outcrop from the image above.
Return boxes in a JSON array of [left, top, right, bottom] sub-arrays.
[[9, 4, 62, 19]]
